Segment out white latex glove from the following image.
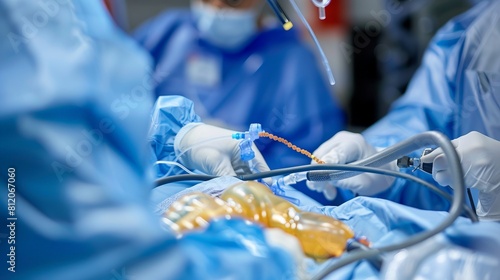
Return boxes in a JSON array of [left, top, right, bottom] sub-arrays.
[[421, 131, 500, 221], [306, 131, 398, 199], [175, 123, 270, 176]]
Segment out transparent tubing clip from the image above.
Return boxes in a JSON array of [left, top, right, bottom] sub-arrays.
[[233, 123, 301, 205], [311, 0, 332, 20]]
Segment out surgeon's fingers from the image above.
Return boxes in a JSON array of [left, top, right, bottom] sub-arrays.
[[313, 132, 349, 157], [250, 152, 271, 173], [332, 176, 368, 194], [332, 174, 393, 196], [306, 180, 332, 192], [432, 153, 453, 187], [323, 186, 338, 200], [325, 132, 371, 164], [311, 140, 341, 165], [306, 180, 337, 200], [421, 138, 460, 163], [248, 153, 273, 185], [306, 180, 325, 192], [420, 148, 443, 163], [311, 131, 361, 163], [211, 156, 238, 177]]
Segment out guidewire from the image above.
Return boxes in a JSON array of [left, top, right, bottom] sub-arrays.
[[155, 161, 198, 175]]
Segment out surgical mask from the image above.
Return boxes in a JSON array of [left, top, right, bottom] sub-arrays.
[[192, 2, 258, 51]]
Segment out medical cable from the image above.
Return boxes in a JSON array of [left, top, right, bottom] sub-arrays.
[[346, 239, 383, 271], [155, 163, 477, 222], [397, 152, 477, 216], [288, 0, 336, 85], [310, 131, 468, 280], [156, 174, 216, 184], [307, 132, 462, 181]]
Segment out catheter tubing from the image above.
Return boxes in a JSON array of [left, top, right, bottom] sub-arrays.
[[289, 0, 335, 85], [308, 131, 458, 181]]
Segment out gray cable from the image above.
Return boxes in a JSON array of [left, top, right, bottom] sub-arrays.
[[307, 132, 454, 181], [155, 164, 477, 222], [310, 131, 467, 280]]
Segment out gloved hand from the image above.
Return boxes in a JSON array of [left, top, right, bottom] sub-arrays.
[[175, 123, 270, 176], [421, 131, 500, 221], [307, 131, 398, 199]]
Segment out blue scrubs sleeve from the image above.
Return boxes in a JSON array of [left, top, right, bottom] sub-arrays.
[[359, 12, 471, 210], [148, 95, 201, 177]]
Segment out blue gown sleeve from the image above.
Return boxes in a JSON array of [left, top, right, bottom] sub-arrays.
[[148, 96, 201, 177], [359, 8, 479, 210], [0, 1, 294, 279], [362, 23, 461, 147]]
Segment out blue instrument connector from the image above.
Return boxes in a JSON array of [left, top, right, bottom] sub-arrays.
[[233, 123, 264, 161], [239, 140, 255, 162], [234, 123, 301, 205]]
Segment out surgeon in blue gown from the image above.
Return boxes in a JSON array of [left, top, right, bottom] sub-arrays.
[[0, 1, 296, 279], [308, 0, 500, 220], [133, 0, 346, 203]]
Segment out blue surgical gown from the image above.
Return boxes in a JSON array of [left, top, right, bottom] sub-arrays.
[[0, 1, 293, 279], [134, 9, 346, 203], [355, 0, 500, 211], [152, 176, 500, 280]]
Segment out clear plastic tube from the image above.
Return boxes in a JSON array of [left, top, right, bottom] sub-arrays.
[[311, 0, 332, 20], [281, 172, 307, 185], [155, 161, 198, 175], [289, 0, 336, 85]]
